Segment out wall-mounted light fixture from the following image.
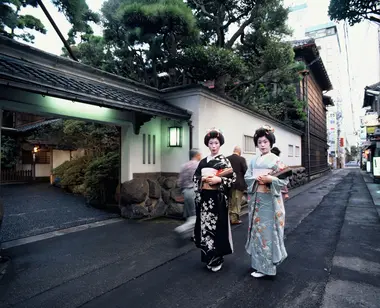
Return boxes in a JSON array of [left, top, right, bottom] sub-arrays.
[[33, 146, 39, 153], [168, 126, 182, 147]]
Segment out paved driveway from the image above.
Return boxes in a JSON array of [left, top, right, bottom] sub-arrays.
[[0, 183, 120, 242]]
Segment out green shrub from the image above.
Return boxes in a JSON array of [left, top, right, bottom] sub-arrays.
[[84, 152, 120, 206], [53, 160, 72, 178], [53, 156, 89, 191]]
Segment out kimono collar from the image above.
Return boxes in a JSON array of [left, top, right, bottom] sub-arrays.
[[207, 154, 220, 162]]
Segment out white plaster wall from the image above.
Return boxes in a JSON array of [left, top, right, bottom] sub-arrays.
[[161, 119, 190, 173], [127, 117, 162, 177], [165, 90, 200, 147], [18, 163, 49, 177], [52, 150, 71, 169], [197, 94, 302, 166]]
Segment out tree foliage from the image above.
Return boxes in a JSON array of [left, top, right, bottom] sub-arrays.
[[45, 120, 120, 205], [0, 0, 46, 42], [0, 0, 99, 43], [328, 0, 380, 25], [28, 119, 120, 156], [0, 135, 20, 169]]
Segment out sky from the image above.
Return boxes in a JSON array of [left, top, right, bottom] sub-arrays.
[[18, 0, 380, 146]]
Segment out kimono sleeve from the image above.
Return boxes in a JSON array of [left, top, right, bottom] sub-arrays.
[[218, 156, 236, 191], [244, 158, 256, 194], [193, 160, 203, 192], [270, 159, 290, 197]]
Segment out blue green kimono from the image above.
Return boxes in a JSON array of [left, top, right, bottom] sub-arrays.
[[244, 153, 289, 275]]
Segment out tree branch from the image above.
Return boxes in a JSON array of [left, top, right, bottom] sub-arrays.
[[222, 10, 250, 30], [226, 12, 255, 49], [191, 0, 216, 20]]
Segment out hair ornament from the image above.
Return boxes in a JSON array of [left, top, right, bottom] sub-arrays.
[[262, 125, 274, 134]]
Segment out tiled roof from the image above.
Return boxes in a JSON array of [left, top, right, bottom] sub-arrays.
[[291, 38, 315, 48], [366, 81, 380, 92], [323, 95, 334, 106], [17, 119, 62, 132], [291, 38, 333, 92], [0, 54, 191, 120], [363, 81, 380, 108]]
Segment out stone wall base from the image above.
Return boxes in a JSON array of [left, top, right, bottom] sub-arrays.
[[119, 167, 330, 219], [119, 173, 183, 219]]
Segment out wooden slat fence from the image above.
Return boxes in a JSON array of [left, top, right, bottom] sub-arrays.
[[1, 169, 33, 183]]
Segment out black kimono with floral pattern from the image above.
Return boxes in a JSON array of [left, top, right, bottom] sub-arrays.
[[193, 154, 236, 267]]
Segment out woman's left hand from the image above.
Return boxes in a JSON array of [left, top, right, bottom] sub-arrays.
[[207, 176, 222, 185], [257, 175, 273, 184]]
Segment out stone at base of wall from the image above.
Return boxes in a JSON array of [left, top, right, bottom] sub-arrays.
[[119, 168, 330, 219], [119, 173, 184, 219]]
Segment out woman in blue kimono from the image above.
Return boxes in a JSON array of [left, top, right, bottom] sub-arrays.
[[244, 125, 289, 278], [193, 128, 236, 272]]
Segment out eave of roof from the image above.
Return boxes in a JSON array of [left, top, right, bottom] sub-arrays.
[[363, 82, 380, 108], [323, 95, 334, 106], [291, 38, 333, 92], [0, 36, 191, 121], [17, 119, 62, 132]]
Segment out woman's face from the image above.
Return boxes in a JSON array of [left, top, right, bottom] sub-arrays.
[[258, 136, 271, 154], [208, 138, 220, 155]]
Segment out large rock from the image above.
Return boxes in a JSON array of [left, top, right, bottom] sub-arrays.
[[170, 188, 184, 203], [163, 177, 177, 189], [151, 200, 168, 217], [166, 202, 184, 217], [120, 178, 148, 205], [147, 179, 161, 199], [161, 188, 171, 204], [120, 202, 149, 219]]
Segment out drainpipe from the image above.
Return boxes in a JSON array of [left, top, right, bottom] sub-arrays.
[[188, 120, 193, 150], [306, 76, 311, 181], [302, 71, 311, 181]]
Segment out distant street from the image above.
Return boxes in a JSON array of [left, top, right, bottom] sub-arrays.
[[0, 169, 379, 308]]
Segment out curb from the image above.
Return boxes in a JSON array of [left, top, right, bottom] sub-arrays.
[[360, 170, 380, 220]]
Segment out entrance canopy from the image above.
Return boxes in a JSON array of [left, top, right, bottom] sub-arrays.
[[0, 36, 190, 130]]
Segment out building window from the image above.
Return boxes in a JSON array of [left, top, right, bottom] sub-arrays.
[[295, 146, 300, 157], [243, 135, 255, 153], [143, 134, 156, 165], [35, 151, 51, 164], [288, 145, 294, 157], [148, 134, 151, 164], [22, 151, 33, 164], [153, 135, 156, 164], [143, 134, 146, 164]]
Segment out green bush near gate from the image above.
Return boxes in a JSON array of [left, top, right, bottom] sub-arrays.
[[84, 152, 120, 207], [52, 152, 119, 206]]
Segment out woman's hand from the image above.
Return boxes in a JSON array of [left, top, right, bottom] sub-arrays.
[[206, 176, 222, 185], [257, 175, 273, 184]]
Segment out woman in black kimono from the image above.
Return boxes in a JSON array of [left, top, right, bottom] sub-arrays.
[[193, 128, 236, 272]]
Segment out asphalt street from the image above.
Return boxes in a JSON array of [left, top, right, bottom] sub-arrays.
[[0, 183, 119, 242], [0, 169, 379, 308]]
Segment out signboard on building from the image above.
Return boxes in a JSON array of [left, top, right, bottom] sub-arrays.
[[361, 141, 371, 147], [360, 127, 367, 140], [367, 126, 377, 134], [360, 113, 379, 127]]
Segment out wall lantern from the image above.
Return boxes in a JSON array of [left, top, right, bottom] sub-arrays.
[[33, 146, 39, 153], [168, 126, 182, 147]]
